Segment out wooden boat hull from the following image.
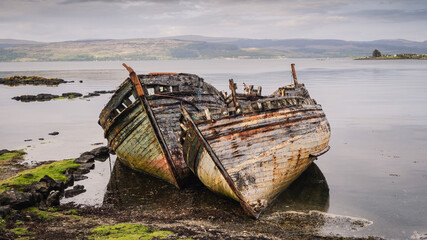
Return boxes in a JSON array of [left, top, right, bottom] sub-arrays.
[[99, 79, 180, 187], [99, 73, 225, 188], [180, 103, 331, 218]]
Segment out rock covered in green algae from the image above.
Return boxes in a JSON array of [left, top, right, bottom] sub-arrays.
[[0, 75, 68, 86], [0, 150, 26, 163]]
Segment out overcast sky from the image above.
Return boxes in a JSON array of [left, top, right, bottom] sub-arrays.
[[1, 0, 426, 42]]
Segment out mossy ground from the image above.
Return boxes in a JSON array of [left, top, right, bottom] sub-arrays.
[[89, 223, 174, 240], [0, 203, 381, 240], [0, 150, 26, 162], [23, 207, 83, 221], [24, 207, 57, 220], [11, 227, 29, 236], [0, 159, 79, 193]]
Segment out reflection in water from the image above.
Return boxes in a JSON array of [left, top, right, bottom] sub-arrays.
[[104, 159, 329, 217], [103, 159, 246, 217], [261, 163, 331, 236], [265, 162, 330, 214]]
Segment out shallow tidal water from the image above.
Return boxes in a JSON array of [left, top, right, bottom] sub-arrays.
[[1, 59, 426, 239]]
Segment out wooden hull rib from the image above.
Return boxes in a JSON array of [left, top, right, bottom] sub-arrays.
[[99, 73, 225, 187], [181, 103, 331, 218]]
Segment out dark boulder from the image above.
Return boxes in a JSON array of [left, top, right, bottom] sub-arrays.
[[62, 92, 82, 98], [39, 175, 62, 192], [0, 76, 67, 86], [64, 172, 75, 187], [0, 149, 10, 155], [73, 173, 88, 181], [80, 151, 95, 158], [46, 190, 60, 207], [81, 163, 95, 170], [26, 181, 50, 198], [64, 185, 86, 198], [74, 154, 95, 164], [75, 167, 90, 175], [90, 146, 109, 161], [12, 94, 59, 102], [36, 93, 59, 101], [0, 190, 34, 210], [55, 180, 65, 191], [0, 205, 11, 218], [48, 131, 59, 136], [39, 175, 56, 187]]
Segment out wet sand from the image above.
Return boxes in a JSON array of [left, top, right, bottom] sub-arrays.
[[1, 159, 379, 239]]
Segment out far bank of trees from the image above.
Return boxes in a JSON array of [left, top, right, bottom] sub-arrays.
[[372, 49, 382, 57]]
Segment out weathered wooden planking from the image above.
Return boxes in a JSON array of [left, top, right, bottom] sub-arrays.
[[99, 79, 134, 129], [181, 102, 331, 218], [148, 94, 224, 179], [181, 107, 255, 216], [203, 109, 330, 213], [99, 72, 225, 186], [138, 74, 225, 181], [112, 102, 179, 187]]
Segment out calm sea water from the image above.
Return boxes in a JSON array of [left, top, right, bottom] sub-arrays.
[[0, 59, 426, 239]]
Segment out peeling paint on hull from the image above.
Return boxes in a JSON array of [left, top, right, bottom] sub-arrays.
[[181, 90, 331, 218], [99, 73, 225, 187]]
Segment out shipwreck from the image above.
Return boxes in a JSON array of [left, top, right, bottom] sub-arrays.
[[179, 64, 331, 218], [98, 64, 225, 188]]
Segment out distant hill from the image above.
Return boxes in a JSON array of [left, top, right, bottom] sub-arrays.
[[0, 36, 426, 62], [162, 35, 241, 43], [168, 36, 427, 57], [0, 39, 42, 49]]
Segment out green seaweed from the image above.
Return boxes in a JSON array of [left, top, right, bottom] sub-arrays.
[[25, 207, 55, 220], [89, 223, 174, 240], [0, 159, 79, 193], [53, 97, 67, 100], [11, 227, 29, 236], [67, 209, 78, 215], [24, 207, 82, 221]]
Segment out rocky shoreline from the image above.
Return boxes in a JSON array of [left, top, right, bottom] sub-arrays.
[[12, 90, 115, 102], [0, 146, 109, 216], [0, 75, 70, 86], [0, 147, 383, 239]]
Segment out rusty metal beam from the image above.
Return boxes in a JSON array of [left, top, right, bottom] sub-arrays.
[[291, 63, 299, 85]]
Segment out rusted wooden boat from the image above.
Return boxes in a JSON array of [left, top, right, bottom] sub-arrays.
[[99, 64, 225, 188], [179, 64, 331, 218]]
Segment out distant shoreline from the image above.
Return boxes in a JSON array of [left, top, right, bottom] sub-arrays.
[[355, 55, 427, 60]]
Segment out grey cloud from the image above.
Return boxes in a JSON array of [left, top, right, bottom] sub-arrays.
[[350, 9, 427, 22], [1, 0, 427, 42], [59, 0, 178, 4]]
